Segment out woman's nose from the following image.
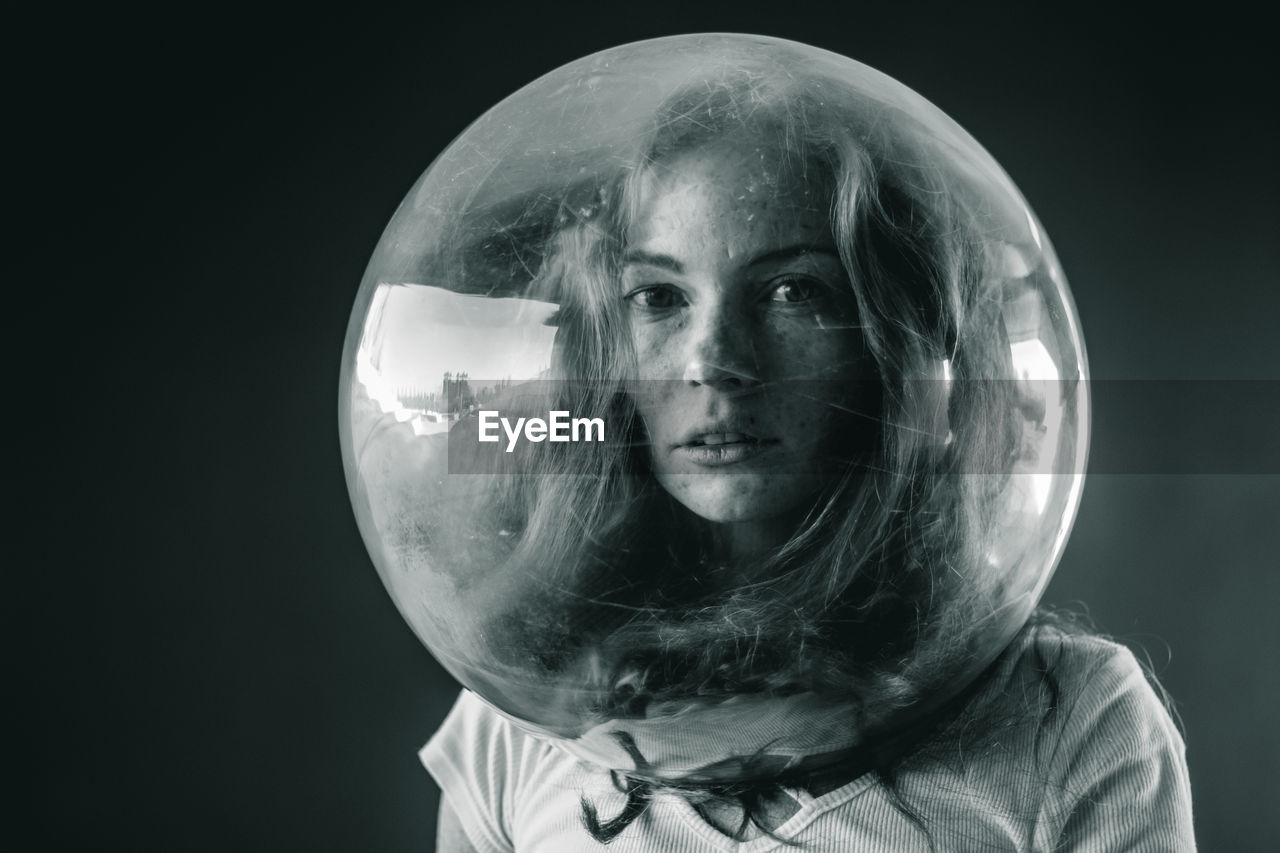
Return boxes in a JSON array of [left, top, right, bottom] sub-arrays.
[[681, 304, 760, 387]]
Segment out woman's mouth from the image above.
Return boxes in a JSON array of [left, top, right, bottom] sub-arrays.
[[674, 433, 779, 466], [687, 433, 753, 446]]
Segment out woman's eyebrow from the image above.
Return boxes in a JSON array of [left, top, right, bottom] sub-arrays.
[[621, 249, 684, 272], [749, 245, 840, 266]]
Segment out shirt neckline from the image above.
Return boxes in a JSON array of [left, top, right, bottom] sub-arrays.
[[661, 772, 879, 852]]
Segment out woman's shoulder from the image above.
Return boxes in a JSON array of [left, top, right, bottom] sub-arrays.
[[997, 619, 1154, 691], [421, 689, 571, 789], [965, 619, 1186, 776], [942, 619, 1195, 850], [422, 691, 596, 852], [987, 619, 1174, 727]]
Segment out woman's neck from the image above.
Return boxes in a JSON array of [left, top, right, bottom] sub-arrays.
[[712, 505, 814, 564]]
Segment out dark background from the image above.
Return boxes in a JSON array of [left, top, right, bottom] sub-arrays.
[[21, 4, 1277, 850]]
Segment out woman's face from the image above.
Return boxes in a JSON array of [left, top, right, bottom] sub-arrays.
[[623, 136, 871, 526]]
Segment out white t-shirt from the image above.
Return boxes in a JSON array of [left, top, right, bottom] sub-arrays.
[[423, 628, 1195, 851]]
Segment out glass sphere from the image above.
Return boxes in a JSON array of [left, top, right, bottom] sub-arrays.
[[339, 34, 1088, 783]]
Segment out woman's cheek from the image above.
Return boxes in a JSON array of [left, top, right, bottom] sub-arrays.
[[630, 320, 682, 380], [760, 330, 837, 380]]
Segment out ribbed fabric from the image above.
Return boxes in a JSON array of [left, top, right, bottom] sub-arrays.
[[422, 628, 1195, 851]]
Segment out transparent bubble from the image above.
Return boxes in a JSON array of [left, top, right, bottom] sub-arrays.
[[340, 34, 1088, 783]]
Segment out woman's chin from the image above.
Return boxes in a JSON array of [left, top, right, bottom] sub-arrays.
[[657, 470, 823, 526]]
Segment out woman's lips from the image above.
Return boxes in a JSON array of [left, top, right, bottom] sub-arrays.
[[673, 434, 780, 466], [686, 432, 752, 446]]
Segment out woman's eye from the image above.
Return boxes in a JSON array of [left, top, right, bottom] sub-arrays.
[[766, 277, 821, 303], [625, 285, 686, 310]]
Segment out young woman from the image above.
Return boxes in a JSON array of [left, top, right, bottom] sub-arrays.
[[406, 67, 1195, 851]]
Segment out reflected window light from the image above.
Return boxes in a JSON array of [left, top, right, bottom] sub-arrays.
[[1010, 339, 1062, 514], [357, 283, 558, 423]]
